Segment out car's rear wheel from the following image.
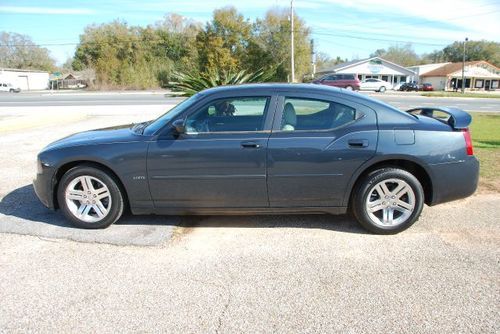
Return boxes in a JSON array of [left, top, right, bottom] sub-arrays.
[[352, 168, 424, 234], [57, 165, 124, 229], [379, 86, 386, 93]]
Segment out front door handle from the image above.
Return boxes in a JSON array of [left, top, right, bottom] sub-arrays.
[[241, 141, 261, 149], [348, 139, 369, 148]]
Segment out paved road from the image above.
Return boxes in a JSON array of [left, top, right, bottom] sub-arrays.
[[368, 92, 500, 112], [0, 91, 182, 106], [0, 90, 498, 112], [0, 107, 499, 332]]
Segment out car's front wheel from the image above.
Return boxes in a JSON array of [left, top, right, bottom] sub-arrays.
[[352, 168, 424, 234], [379, 86, 386, 93], [57, 165, 124, 229], [345, 85, 353, 90]]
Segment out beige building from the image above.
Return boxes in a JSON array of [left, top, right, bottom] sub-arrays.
[[419, 61, 499, 91]]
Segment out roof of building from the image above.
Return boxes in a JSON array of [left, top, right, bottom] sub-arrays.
[[421, 61, 500, 77], [0, 68, 48, 73], [317, 56, 415, 76]]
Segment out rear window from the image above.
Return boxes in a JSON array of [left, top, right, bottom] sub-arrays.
[[342, 74, 355, 80], [280, 97, 357, 131]]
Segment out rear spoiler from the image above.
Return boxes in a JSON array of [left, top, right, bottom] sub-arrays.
[[406, 107, 472, 129]]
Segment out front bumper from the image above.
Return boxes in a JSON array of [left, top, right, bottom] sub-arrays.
[[33, 164, 56, 210], [428, 156, 479, 206]]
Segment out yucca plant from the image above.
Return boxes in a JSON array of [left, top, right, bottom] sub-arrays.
[[168, 68, 274, 96]]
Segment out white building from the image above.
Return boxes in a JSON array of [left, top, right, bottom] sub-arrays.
[[316, 57, 416, 86], [0, 68, 49, 91]]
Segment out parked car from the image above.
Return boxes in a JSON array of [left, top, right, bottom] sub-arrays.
[[34, 84, 478, 234], [313, 73, 361, 91], [359, 78, 392, 93], [421, 83, 434, 91], [0, 82, 21, 93], [399, 82, 419, 91]]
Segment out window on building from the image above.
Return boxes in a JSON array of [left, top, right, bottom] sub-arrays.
[[382, 75, 389, 82], [475, 80, 484, 88], [492, 80, 499, 89]]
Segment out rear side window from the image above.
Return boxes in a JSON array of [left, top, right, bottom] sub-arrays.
[[343, 74, 355, 80], [280, 97, 356, 131]]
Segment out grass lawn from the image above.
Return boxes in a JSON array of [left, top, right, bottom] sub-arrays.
[[421, 92, 500, 98], [470, 112, 500, 192]]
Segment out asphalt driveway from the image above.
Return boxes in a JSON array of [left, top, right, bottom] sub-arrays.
[[0, 106, 499, 333]]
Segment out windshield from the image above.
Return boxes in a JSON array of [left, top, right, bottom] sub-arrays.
[[143, 93, 202, 135]]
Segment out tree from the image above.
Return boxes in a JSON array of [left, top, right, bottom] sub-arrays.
[[0, 32, 56, 71], [250, 8, 312, 81], [61, 57, 74, 71], [420, 50, 446, 64], [196, 7, 253, 75], [442, 40, 500, 66], [369, 43, 419, 67], [315, 52, 346, 72]]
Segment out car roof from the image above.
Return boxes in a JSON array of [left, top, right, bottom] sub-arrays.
[[200, 83, 347, 98], [198, 83, 407, 117]]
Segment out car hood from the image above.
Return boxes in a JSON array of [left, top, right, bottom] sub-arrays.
[[43, 123, 146, 151]]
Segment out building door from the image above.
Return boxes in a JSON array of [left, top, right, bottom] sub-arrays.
[[485, 80, 491, 90], [17, 76, 29, 90]]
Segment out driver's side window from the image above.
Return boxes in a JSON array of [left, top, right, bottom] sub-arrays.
[[185, 97, 269, 133]]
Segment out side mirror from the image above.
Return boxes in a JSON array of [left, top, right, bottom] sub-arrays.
[[172, 119, 186, 134]]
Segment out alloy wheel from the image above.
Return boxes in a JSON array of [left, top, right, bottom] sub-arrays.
[[65, 175, 112, 223], [365, 178, 415, 227]]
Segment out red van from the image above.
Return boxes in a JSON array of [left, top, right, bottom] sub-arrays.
[[313, 73, 361, 91]]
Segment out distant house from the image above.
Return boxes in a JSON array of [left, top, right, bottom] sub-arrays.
[[49, 70, 95, 89], [316, 57, 416, 86], [418, 61, 500, 91], [0, 68, 49, 90]]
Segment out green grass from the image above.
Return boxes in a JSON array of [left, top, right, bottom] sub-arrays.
[[469, 112, 500, 191], [470, 112, 500, 149], [421, 92, 500, 98]]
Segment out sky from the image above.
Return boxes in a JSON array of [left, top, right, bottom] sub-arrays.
[[1, 0, 499, 65]]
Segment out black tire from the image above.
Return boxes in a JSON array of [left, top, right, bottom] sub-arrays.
[[379, 86, 386, 93], [57, 165, 124, 229], [345, 85, 353, 90], [9, 89, 14, 93], [351, 168, 424, 234]]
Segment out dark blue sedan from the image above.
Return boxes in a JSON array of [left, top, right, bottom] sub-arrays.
[[33, 84, 479, 234]]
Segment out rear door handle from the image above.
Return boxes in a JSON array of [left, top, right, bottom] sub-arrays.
[[241, 141, 261, 149], [348, 139, 369, 148]]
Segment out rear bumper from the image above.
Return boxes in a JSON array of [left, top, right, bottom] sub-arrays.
[[428, 156, 479, 206]]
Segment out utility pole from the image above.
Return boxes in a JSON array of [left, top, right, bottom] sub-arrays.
[[461, 37, 468, 93], [311, 39, 316, 78], [290, 0, 295, 83]]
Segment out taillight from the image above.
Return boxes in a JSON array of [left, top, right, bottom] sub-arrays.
[[462, 128, 473, 156]]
